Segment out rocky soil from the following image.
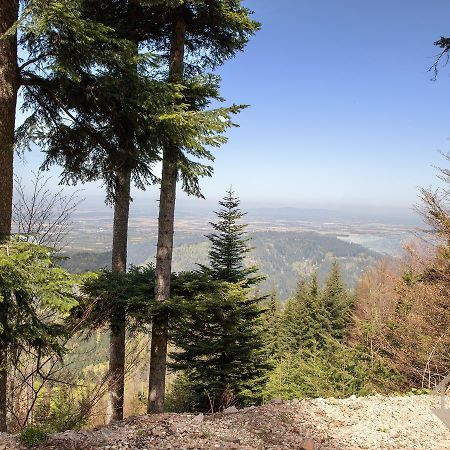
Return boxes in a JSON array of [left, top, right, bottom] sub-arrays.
[[2, 394, 450, 449]]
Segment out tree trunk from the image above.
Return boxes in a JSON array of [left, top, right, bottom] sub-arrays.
[[0, 0, 19, 432], [0, 0, 18, 240], [0, 309, 8, 433], [147, 12, 186, 414], [109, 168, 131, 422], [107, 0, 141, 423], [147, 146, 178, 413]]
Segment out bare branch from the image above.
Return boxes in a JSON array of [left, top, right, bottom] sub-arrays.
[[13, 169, 83, 250]]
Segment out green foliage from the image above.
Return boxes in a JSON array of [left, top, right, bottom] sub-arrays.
[[137, 0, 261, 75], [262, 262, 396, 400], [33, 383, 92, 432], [127, 0, 259, 196], [76, 265, 208, 333], [199, 189, 261, 284], [19, 57, 177, 202], [277, 279, 309, 354], [169, 191, 268, 412], [19, 424, 49, 447], [264, 339, 399, 400], [19, 0, 126, 72], [19, 377, 96, 444], [278, 274, 328, 353], [76, 264, 156, 332], [0, 240, 77, 355], [276, 264, 352, 354], [260, 289, 282, 361], [16, 1, 148, 204], [169, 277, 269, 411], [17, 1, 250, 202], [165, 372, 193, 413], [321, 261, 353, 339]]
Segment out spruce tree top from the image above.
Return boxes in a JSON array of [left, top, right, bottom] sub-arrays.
[[200, 189, 260, 285], [83, 0, 260, 75]]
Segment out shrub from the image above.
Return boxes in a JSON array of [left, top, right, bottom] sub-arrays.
[[165, 373, 193, 413], [19, 425, 49, 447], [264, 338, 401, 400]]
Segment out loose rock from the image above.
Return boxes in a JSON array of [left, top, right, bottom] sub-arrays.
[[1, 394, 450, 449], [300, 438, 315, 450], [223, 405, 238, 414], [192, 413, 204, 425]]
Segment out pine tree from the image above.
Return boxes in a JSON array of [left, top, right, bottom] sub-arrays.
[[261, 288, 282, 360], [199, 189, 260, 285], [321, 261, 352, 340], [170, 278, 268, 412], [279, 273, 331, 354], [169, 191, 268, 412], [301, 272, 330, 348], [0, 241, 77, 430], [279, 278, 309, 355]]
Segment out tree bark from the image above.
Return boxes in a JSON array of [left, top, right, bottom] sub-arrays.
[[0, 0, 19, 432], [147, 11, 186, 414], [107, 0, 141, 421], [147, 146, 178, 413], [0, 0, 18, 239], [109, 168, 131, 422]]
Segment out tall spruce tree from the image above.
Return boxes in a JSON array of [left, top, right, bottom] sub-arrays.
[[321, 261, 352, 340], [279, 278, 310, 355], [170, 279, 268, 412], [301, 272, 330, 348], [170, 191, 267, 412], [147, 1, 260, 413], [279, 273, 331, 354], [261, 288, 282, 361]]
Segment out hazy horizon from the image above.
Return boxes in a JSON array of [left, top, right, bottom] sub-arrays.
[[14, 0, 450, 226]]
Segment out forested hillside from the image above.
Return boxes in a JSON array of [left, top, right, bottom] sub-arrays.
[[59, 231, 380, 299]]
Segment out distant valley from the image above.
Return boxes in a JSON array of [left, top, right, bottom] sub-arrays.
[[60, 208, 416, 299]]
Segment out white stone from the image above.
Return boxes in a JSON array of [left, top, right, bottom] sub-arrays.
[[192, 413, 204, 424], [223, 405, 238, 414]]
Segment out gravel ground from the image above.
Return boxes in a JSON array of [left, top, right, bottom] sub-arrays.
[[3, 394, 450, 449]]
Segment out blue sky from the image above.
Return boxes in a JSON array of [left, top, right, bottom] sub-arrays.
[[16, 0, 450, 213]]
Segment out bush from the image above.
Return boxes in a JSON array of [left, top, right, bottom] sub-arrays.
[[19, 425, 49, 447], [165, 373, 193, 413], [264, 338, 401, 400], [35, 384, 91, 432], [32, 374, 101, 433]]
